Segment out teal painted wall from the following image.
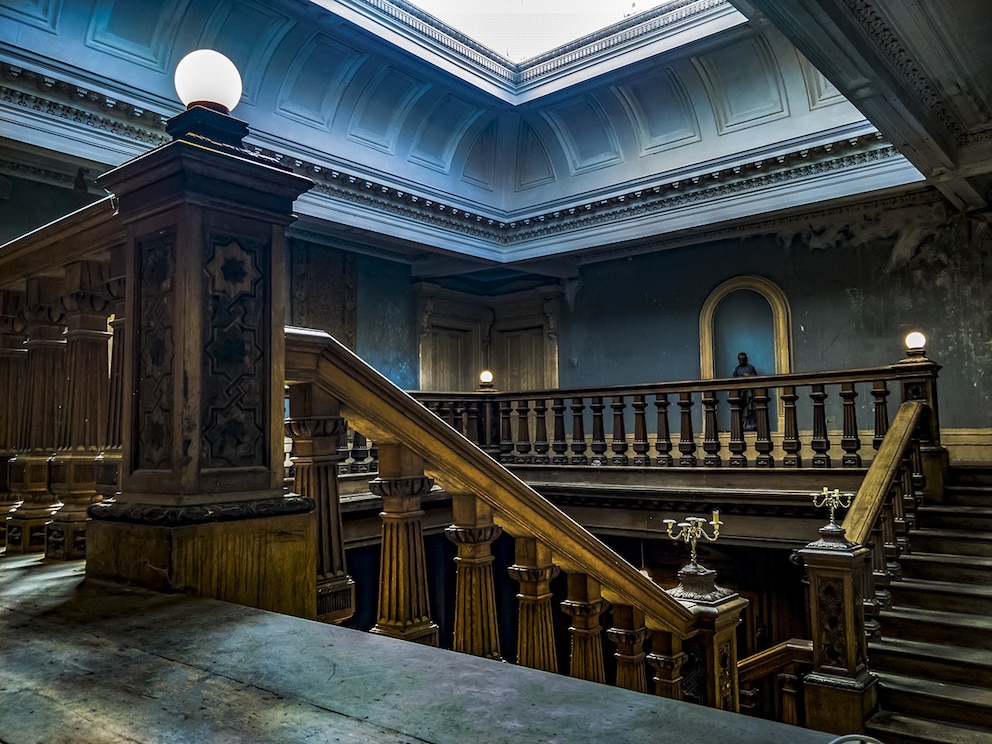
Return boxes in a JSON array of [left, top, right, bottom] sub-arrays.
[[355, 254, 419, 390]]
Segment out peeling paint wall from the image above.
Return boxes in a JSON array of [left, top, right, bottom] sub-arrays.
[[355, 254, 419, 390]]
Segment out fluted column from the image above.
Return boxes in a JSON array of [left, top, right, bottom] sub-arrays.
[[561, 572, 609, 683], [7, 277, 65, 553], [607, 604, 650, 692], [648, 631, 687, 700], [0, 291, 27, 547], [445, 491, 502, 660], [369, 443, 439, 645], [47, 261, 111, 560], [286, 383, 354, 623], [508, 536, 559, 672]]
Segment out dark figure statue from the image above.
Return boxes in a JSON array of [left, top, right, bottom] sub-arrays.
[[733, 352, 757, 431]]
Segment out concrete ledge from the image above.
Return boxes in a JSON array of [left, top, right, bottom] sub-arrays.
[[0, 554, 832, 743]]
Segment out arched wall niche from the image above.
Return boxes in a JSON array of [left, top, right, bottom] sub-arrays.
[[699, 275, 792, 379]]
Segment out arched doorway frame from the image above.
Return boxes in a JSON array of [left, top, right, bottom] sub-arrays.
[[699, 276, 793, 379]]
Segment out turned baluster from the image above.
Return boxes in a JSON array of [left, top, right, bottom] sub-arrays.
[[498, 401, 515, 463], [781, 386, 801, 467], [611, 395, 629, 466], [901, 452, 920, 531], [632, 395, 650, 466], [465, 401, 482, 445], [369, 443, 439, 646], [869, 515, 892, 612], [446, 491, 502, 660], [551, 398, 568, 464], [654, 393, 673, 466], [871, 380, 890, 451], [508, 537, 559, 672], [647, 631, 686, 700], [677, 392, 697, 466], [438, 399, 453, 427], [351, 431, 371, 472], [606, 604, 650, 692], [881, 499, 901, 580], [515, 398, 533, 463], [570, 397, 588, 465], [840, 382, 861, 467], [560, 572, 609, 683], [533, 398, 550, 464], [728, 390, 746, 467], [810, 384, 831, 467], [590, 397, 607, 465], [754, 388, 773, 468], [702, 390, 721, 467]]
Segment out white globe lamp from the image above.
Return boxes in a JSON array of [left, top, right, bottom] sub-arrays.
[[174, 49, 242, 114]]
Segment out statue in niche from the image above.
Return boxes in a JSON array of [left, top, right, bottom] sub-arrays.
[[733, 352, 758, 431]]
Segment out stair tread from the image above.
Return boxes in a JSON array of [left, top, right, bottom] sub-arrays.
[[868, 711, 992, 744], [872, 636, 992, 666], [877, 671, 992, 705], [894, 578, 992, 597], [911, 526, 992, 538], [918, 504, 992, 514], [900, 552, 992, 566], [881, 606, 992, 632]]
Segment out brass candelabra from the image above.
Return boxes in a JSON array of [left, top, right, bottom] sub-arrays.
[[811, 486, 853, 526], [663, 510, 721, 568]]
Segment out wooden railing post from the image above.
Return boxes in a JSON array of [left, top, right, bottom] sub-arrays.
[[369, 443, 439, 645], [677, 392, 697, 466], [632, 395, 650, 466], [897, 351, 947, 502], [47, 261, 111, 560], [551, 398, 568, 464], [0, 290, 26, 548], [561, 572, 609, 683], [702, 391, 721, 467], [6, 277, 65, 554], [606, 604, 650, 692], [515, 398, 532, 463], [781, 385, 801, 467], [589, 397, 608, 465], [810, 384, 831, 468], [611, 396, 629, 465], [446, 491, 502, 660], [533, 398, 550, 464], [684, 598, 749, 712], [799, 523, 877, 735], [754, 387, 773, 468], [840, 382, 862, 467], [286, 383, 355, 624], [498, 401, 514, 464], [654, 393, 673, 466], [507, 536, 559, 672], [728, 391, 747, 467], [569, 398, 588, 465]]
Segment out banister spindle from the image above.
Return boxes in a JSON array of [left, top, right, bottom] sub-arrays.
[[533, 398, 549, 464], [654, 393, 673, 466], [727, 390, 746, 467], [702, 390, 721, 467], [606, 604, 650, 692], [677, 392, 697, 466], [551, 398, 568, 464], [570, 397, 588, 465], [351, 431, 371, 472], [590, 397, 607, 465], [446, 491, 502, 660], [781, 385, 801, 467], [611, 395, 629, 465], [560, 572, 609, 683], [840, 382, 861, 467], [632, 395, 650, 466], [515, 398, 533, 464], [466, 401, 482, 445], [810, 384, 831, 467], [498, 401, 514, 464], [753, 388, 773, 468], [871, 380, 890, 450], [508, 537, 559, 672]]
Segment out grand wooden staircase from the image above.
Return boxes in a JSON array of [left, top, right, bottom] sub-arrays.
[[866, 467, 992, 743]]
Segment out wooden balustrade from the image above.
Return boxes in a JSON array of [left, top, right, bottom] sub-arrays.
[[286, 327, 748, 709], [737, 639, 814, 725]]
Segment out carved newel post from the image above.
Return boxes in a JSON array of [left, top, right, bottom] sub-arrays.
[[897, 332, 947, 501], [85, 51, 316, 617], [0, 290, 27, 546], [799, 520, 877, 735]]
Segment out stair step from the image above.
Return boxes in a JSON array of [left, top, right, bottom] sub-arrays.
[[917, 505, 992, 531], [909, 528, 992, 557], [867, 711, 992, 744], [876, 671, 992, 729], [890, 578, 992, 615], [942, 485, 992, 508], [878, 607, 992, 650], [947, 467, 992, 489], [898, 552, 992, 584], [870, 636, 992, 685]]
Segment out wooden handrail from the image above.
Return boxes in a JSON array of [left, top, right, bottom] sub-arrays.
[[737, 639, 813, 683], [842, 400, 925, 546], [0, 197, 122, 288], [285, 326, 698, 637]]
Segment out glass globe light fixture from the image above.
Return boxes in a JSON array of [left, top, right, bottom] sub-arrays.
[[905, 331, 926, 352], [479, 370, 494, 389], [174, 49, 242, 114]]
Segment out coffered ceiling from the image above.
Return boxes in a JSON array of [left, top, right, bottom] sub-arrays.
[[1, 0, 986, 280]]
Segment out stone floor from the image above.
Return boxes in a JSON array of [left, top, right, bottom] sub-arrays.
[[0, 553, 834, 744]]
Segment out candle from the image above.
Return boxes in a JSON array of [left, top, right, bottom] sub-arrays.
[[712, 509, 720, 524]]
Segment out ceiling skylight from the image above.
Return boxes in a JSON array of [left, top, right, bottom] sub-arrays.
[[407, 0, 669, 61]]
